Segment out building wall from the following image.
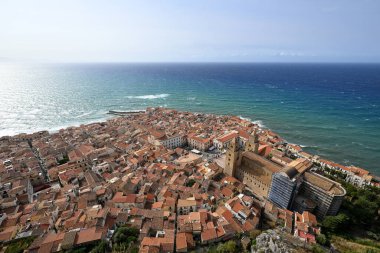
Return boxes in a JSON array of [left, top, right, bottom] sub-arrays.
[[268, 173, 296, 209], [161, 135, 186, 150], [297, 182, 344, 220], [238, 155, 276, 198], [224, 137, 279, 199], [187, 138, 211, 151], [177, 205, 197, 215], [224, 145, 238, 177], [235, 164, 272, 198]]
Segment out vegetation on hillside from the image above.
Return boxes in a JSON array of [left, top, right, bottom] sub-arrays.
[[3, 236, 35, 253], [112, 226, 139, 253], [207, 240, 240, 253], [315, 173, 380, 252]]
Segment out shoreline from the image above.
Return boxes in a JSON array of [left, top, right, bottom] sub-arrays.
[[1, 107, 378, 178]]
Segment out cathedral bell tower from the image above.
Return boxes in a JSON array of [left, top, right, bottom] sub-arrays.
[[245, 129, 260, 154], [224, 137, 239, 177]]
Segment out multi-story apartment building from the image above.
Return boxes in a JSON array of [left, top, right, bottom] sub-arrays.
[[187, 134, 213, 151], [213, 131, 238, 151], [293, 172, 346, 220], [160, 135, 187, 150], [268, 167, 299, 209], [268, 158, 345, 220], [148, 129, 187, 150], [269, 158, 313, 209], [177, 199, 198, 215]]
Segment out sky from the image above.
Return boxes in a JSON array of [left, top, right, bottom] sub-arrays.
[[1, 0, 380, 63]]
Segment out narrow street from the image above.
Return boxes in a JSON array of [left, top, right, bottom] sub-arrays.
[[27, 139, 49, 182]]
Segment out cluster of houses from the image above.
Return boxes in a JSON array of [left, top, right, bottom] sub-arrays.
[[264, 201, 321, 244], [0, 107, 377, 252], [0, 108, 264, 252]]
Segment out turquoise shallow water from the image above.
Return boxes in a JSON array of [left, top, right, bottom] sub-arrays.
[[0, 63, 379, 174]]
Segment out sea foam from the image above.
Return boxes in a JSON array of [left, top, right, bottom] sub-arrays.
[[238, 115, 266, 128], [126, 94, 170, 99], [252, 120, 266, 128]]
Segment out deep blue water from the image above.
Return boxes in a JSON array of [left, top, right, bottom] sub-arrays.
[[0, 63, 379, 174]]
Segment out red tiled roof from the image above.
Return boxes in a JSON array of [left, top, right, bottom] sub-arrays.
[[75, 227, 106, 245], [221, 187, 234, 198], [217, 132, 238, 143], [201, 228, 217, 242], [176, 233, 187, 251]]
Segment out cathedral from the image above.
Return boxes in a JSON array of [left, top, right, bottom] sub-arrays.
[[224, 130, 282, 199]]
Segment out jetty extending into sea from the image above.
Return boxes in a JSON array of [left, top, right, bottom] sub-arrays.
[[107, 110, 145, 116]]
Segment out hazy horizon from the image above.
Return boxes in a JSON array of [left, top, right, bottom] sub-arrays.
[[2, 61, 380, 65], [1, 0, 380, 63]]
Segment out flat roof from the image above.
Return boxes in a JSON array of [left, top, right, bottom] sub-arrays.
[[303, 172, 346, 196]]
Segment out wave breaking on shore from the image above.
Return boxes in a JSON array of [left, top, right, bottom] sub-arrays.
[[238, 115, 266, 128], [126, 94, 170, 99]]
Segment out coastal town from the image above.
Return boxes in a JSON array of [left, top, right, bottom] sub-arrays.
[[0, 107, 379, 253]]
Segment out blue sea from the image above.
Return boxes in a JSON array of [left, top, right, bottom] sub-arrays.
[[1, 63, 379, 175]]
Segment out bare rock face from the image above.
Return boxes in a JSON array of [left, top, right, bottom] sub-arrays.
[[251, 229, 299, 253]]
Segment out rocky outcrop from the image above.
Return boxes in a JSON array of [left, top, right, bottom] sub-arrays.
[[252, 228, 308, 253]]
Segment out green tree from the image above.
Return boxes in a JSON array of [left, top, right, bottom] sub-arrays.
[[249, 229, 262, 240], [208, 245, 218, 253], [129, 245, 139, 253], [58, 154, 69, 165], [4, 237, 35, 253], [322, 213, 349, 234], [90, 240, 108, 253], [217, 241, 238, 253], [316, 234, 327, 246], [186, 179, 196, 187], [352, 197, 378, 223], [113, 227, 139, 244], [225, 241, 237, 252], [312, 245, 325, 253]]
